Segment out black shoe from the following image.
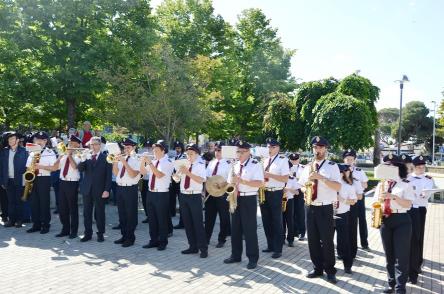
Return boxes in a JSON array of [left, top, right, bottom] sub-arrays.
[[26, 227, 41, 233], [247, 261, 257, 269], [80, 235, 92, 242], [114, 237, 125, 244], [181, 248, 198, 254], [298, 236, 305, 241], [157, 244, 167, 251], [344, 268, 352, 274], [262, 248, 273, 253], [306, 270, 323, 278], [362, 245, 370, 251], [409, 277, 418, 284], [216, 241, 225, 248], [337, 255, 343, 260], [22, 219, 32, 224], [142, 243, 158, 249], [288, 241, 294, 247], [69, 233, 77, 239], [174, 224, 184, 229], [4, 221, 14, 228], [224, 257, 241, 264], [15, 221, 23, 228], [53, 210, 58, 214], [112, 224, 121, 230], [200, 250, 208, 258], [40, 228, 49, 234], [272, 252, 282, 259], [55, 232, 69, 237], [168, 232, 173, 238], [326, 274, 337, 284], [142, 218, 149, 223], [382, 287, 394, 293], [97, 234, 104, 242], [122, 240, 134, 247]]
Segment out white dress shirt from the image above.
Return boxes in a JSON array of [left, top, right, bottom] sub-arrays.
[[298, 159, 341, 204], [206, 158, 231, 180], [58, 155, 81, 181], [147, 155, 174, 192], [407, 173, 435, 208], [337, 179, 359, 214], [285, 177, 299, 200], [26, 148, 57, 177], [264, 154, 290, 189], [180, 159, 206, 193], [372, 178, 415, 212], [290, 164, 305, 190], [8, 149, 16, 178], [228, 158, 264, 195], [116, 155, 141, 186]]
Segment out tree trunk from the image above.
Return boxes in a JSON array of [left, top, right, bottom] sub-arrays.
[[373, 129, 381, 165], [67, 99, 76, 129]]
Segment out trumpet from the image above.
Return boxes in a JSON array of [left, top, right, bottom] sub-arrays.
[[57, 142, 87, 156], [172, 159, 189, 183], [106, 153, 123, 163]]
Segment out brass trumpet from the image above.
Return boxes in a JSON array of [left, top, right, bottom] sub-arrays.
[[106, 153, 123, 163]]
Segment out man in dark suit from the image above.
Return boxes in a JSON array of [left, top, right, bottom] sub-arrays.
[[78, 136, 112, 242], [0, 132, 28, 227]]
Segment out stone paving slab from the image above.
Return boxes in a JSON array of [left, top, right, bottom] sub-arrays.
[[0, 197, 442, 294]]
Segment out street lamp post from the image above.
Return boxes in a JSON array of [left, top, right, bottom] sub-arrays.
[[396, 75, 409, 156], [432, 100, 437, 165]]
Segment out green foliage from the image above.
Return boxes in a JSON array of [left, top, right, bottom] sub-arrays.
[[391, 101, 433, 144], [378, 108, 399, 144]]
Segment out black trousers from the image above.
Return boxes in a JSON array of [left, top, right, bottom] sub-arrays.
[[283, 198, 295, 243], [116, 185, 139, 242], [179, 193, 207, 251], [0, 185, 9, 220], [6, 179, 24, 223], [335, 211, 353, 269], [30, 176, 51, 229], [231, 195, 259, 263], [83, 189, 106, 236], [141, 180, 149, 217], [380, 213, 412, 293], [356, 197, 369, 247], [307, 204, 336, 275], [58, 180, 79, 235], [147, 191, 170, 246], [260, 190, 284, 253], [204, 194, 231, 243], [169, 182, 183, 227], [408, 208, 421, 281], [418, 207, 427, 266], [293, 191, 306, 237], [348, 204, 359, 259]]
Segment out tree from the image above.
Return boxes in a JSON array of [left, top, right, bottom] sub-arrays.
[[392, 101, 433, 144], [378, 108, 399, 144]]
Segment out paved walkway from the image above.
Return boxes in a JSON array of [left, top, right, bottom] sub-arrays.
[[0, 197, 443, 293]]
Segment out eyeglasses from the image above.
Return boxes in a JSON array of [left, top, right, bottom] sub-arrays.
[[236, 150, 248, 154]]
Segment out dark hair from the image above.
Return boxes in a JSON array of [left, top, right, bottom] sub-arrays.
[[392, 162, 408, 179], [341, 169, 354, 184]]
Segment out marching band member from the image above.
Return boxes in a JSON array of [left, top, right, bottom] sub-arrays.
[[171, 141, 186, 229], [178, 143, 208, 258], [0, 132, 28, 228], [26, 131, 57, 234], [343, 149, 370, 254], [261, 138, 289, 259], [298, 136, 341, 284], [224, 140, 264, 269], [55, 135, 82, 239], [140, 140, 174, 251], [140, 139, 153, 224], [336, 164, 359, 274], [78, 136, 112, 242], [112, 138, 141, 247], [407, 155, 435, 284], [374, 154, 414, 294], [289, 153, 305, 241], [283, 161, 297, 247], [204, 141, 231, 248]]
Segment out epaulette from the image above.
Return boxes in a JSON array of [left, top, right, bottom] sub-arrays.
[[402, 179, 410, 183], [328, 161, 336, 165], [289, 176, 295, 180], [226, 160, 231, 164], [252, 160, 258, 164], [425, 175, 432, 179], [167, 159, 172, 162], [353, 177, 359, 181], [355, 167, 362, 171], [279, 155, 285, 159], [198, 161, 204, 165]]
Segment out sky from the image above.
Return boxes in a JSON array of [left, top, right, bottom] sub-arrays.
[[151, 0, 444, 113]]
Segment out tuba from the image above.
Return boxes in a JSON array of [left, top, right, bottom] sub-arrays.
[[22, 152, 41, 201]]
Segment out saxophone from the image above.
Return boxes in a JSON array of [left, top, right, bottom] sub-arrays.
[[228, 164, 238, 213], [22, 152, 41, 201], [282, 196, 288, 212], [258, 185, 266, 204], [371, 180, 386, 229], [304, 160, 316, 206]]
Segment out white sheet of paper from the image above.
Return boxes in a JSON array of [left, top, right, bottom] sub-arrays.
[[25, 143, 42, 153], [174, 159, 189, 170], [221, 146, 238, 159], [105, 142, 121, 155], [374, 164, 399, 180], [251, 146, 269, 158]]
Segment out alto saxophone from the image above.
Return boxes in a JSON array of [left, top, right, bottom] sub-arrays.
[[282, 196, 288, 212], [371, 180, 386, 229], [304, 161, 316, 206], [228, 165, 238, 213], [22, 152, 41, 201], [258, 185, 266, 204]]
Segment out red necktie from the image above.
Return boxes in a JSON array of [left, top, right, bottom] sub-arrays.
[[212, 161, 219, 176], [384, 181, 394, 217], [184, 164, 193, 189], [264, 157, 273, 182], [120, 156, 129, 178], [150, 160, 160, 190], [62, 156, 70, 178], [237, 164, 244, 197], [92, 154, 97, 162], [312, 163, 320, 201]]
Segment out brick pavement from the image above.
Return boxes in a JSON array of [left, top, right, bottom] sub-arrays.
[[0, 196, 442, 294]]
